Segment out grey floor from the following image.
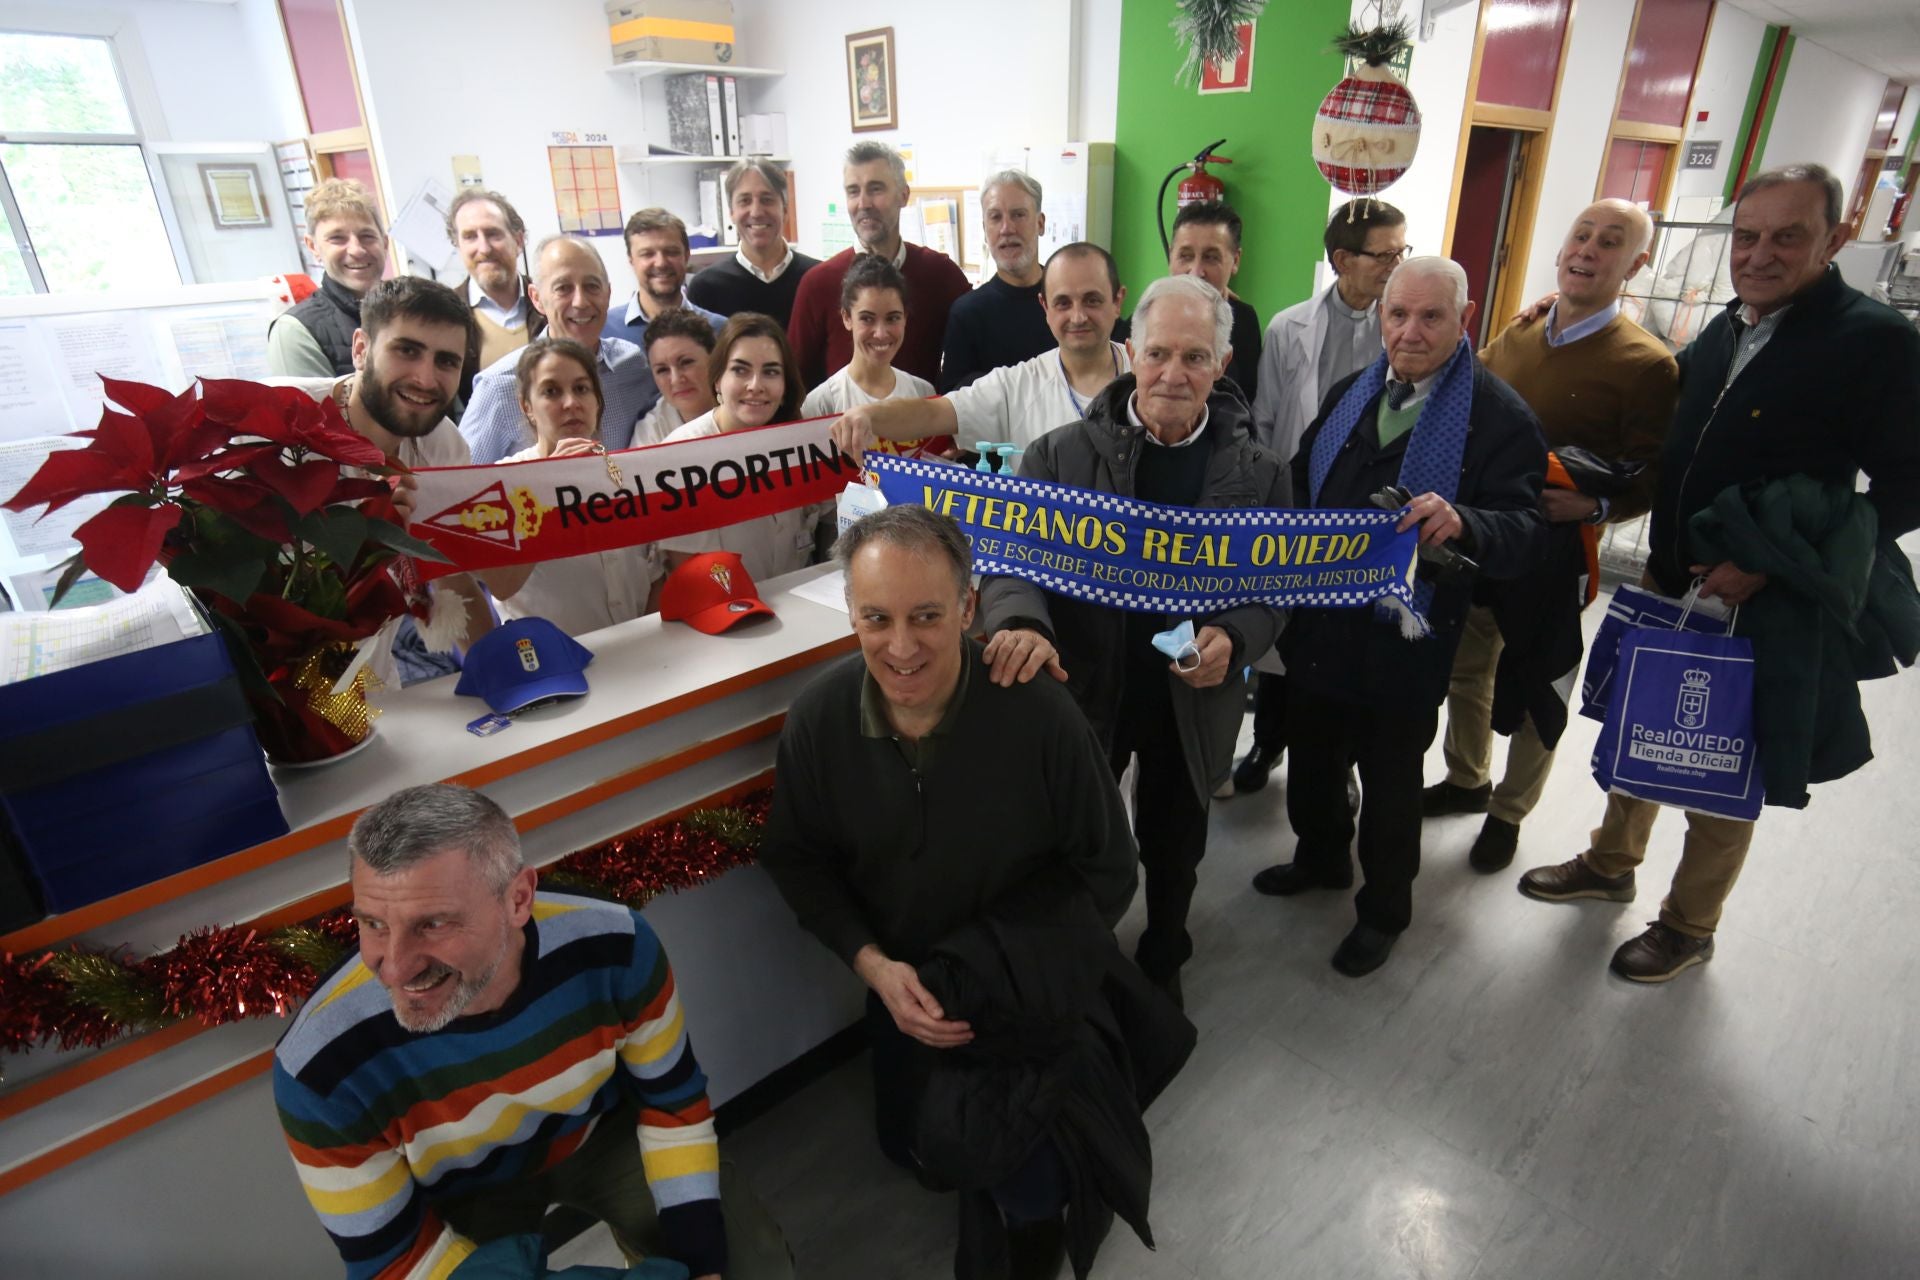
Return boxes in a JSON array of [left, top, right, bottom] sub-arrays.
[[558, 644, 1920, 1278]]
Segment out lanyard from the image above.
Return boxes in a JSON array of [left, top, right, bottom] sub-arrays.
[[1059, 344, 1119, 420]]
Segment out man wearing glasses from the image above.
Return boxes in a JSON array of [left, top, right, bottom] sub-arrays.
[[1231, 200, 1407, 796]]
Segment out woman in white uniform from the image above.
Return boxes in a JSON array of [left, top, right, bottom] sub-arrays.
[[633, 308, 718, 445], [661, 313, 832, 582], [491, 337, 661, 634], [799, 256, 935, 421]]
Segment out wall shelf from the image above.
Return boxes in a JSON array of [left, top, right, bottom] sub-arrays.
[[616, 150, 791, 166], [605, 60, 783, 82]]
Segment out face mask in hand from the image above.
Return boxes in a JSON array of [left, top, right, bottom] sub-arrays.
[[1151, 619, 1202, 672]]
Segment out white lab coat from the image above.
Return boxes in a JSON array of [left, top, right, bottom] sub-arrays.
[[1251, 283, 1363, 465]]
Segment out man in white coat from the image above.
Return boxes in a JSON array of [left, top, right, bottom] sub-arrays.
[[1231, 199, 1408, 793]]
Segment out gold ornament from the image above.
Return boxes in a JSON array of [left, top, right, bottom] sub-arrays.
[[291, 643, 380, 744]]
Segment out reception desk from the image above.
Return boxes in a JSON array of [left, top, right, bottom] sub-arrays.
[[0, 564, 868, 1279]]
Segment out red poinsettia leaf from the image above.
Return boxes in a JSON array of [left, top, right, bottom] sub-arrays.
[[181, 475, 294, 542], [251, 456, 339, 516], [99, 377, 176, 418], [323, 476, 394, 506], [78, 407, 157, 479], [2, 448, 135, 514], [171, 442, 283, 484], [73, 501, 183, 592]]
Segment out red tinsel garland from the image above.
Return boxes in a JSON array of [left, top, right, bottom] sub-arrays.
[[0, 792, 769, 1069]]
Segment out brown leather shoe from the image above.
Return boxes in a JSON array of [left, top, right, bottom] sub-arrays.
[[1517, 857, 1635, 903], [1611, 922, 1714, 983]]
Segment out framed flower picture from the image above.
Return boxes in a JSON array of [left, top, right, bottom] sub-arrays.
[[846, 27, 897, 133]]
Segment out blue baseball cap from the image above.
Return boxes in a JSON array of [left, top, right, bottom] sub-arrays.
[[455, 617, 594, 714]]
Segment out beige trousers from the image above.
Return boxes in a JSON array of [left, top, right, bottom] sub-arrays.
[[1441, 605, 1558, 824], [1582, 791, 1755, 937]]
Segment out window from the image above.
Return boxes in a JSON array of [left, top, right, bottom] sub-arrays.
[[0, 31, 180, 294]]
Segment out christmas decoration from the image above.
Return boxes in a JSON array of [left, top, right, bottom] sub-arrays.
[[0, 378, 452, 764], [0, 793, 771, 1077], [1313, 14, 1422, 199], [1170, 0, 1268, 87]]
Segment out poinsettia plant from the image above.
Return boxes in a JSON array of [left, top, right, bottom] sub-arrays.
[[2, 377, 448, 705]]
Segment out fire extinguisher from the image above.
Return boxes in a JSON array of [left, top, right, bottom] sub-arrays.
[[1157, 139, 1233, 253]]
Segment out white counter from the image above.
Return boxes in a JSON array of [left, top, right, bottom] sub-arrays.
[[0, 564, 868, 1278]]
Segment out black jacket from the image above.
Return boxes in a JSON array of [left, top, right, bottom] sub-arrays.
[[914, 873, 1195, 1279], [1649, 264, 1920, 596], [977, 377, 1291, 801], [760, 644, 1137, 968], [1283, 361, 1549, 708], [279, 274, 363, 376]]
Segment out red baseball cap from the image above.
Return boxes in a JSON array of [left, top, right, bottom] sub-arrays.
[[659, 551, 776, 634]]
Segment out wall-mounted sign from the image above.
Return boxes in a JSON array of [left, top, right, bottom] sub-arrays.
[[1684, 140, 1721, 170], [1200, 22, 1256, 94]]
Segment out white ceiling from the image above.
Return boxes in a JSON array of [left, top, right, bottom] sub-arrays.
[[1732, 1, 1920, 85]]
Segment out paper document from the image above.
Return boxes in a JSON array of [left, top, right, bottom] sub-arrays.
[[168, 308, 272, 382], [788, 569, 850, 614], [44, 313, 165, 428], [0, 321, 71, 441], [0, 576, 207, 684], [0, 437, 122, 564]]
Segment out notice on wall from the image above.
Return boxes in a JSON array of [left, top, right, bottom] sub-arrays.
[[549, 144, 623, 236], [167, 307, 272, 382], [0, 322, 69, 444], [0, 437, 118, 565], [43, 313, 166, 429]]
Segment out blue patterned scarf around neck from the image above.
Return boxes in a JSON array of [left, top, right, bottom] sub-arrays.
[[1308, 337, 1475, 635]]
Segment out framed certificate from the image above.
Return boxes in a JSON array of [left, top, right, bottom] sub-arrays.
[[198, 163, 271, 229]]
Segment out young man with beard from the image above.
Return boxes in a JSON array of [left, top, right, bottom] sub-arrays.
[[603, 207, 725, 351], [787, 141, 971, 387], [275, 275, 510, 678], [444, 189, 545, 404], [685, 159, 820, 330], [461, 236, 662, 463], [938, 171, 1053, 390], [274, 784, 792, 1279]]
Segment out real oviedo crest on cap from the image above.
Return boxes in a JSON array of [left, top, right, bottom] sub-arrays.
[[660, 550, 776, 634], [455, 617, 595, 714]]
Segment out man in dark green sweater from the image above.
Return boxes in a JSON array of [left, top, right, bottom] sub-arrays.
[[760, 504, 1136, 1179]]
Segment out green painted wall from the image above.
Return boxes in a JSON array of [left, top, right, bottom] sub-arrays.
[[1113, 0, 1357, 325]]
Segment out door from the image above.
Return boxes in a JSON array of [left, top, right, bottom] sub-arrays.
[[1453, 127, 1533, 345]]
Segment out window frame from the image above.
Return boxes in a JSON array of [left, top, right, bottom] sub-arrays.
[[0, 27, 192, 295]]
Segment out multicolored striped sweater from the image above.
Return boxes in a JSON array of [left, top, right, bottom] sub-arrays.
[[273, 892, 723, 1278]]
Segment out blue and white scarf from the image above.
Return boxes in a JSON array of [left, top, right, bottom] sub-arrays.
[[1308, 336, 1476, 634]]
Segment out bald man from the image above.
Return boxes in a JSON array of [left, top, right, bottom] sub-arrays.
[[1421, 200, 1678, 872], [459, 235, 658, 463]]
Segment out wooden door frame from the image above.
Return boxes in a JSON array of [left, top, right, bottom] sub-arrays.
[[1442, 0, 1580, 328], [1594, 0, 1719, 213]]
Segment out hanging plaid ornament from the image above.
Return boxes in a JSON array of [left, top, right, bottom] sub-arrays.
[[1313, 17, 1421, 198]]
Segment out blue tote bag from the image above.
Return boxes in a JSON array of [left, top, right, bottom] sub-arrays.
[[1579, 582, 1733, 722], [1591, 624, 1763, 821]]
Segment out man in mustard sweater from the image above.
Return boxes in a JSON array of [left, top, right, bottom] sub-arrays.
[[1421, 199, 1677, 870]]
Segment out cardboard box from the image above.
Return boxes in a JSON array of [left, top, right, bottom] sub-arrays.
[[0, 630, 289, 916], [607, 0, 735, 67]]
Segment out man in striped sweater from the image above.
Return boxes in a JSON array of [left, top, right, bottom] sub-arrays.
[[273, 784, 789, 1279]]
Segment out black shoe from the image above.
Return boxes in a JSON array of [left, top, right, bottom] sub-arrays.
[[1331, 923, 1400, 977], [1422, 779, 1491, 816], [1251, 859, 1353, 896], [1233, 744, 1284, 793], [1468, 816, 1520, 873], [1346, 768, 1362, 815]]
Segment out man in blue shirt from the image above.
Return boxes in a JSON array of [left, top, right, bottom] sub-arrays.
[[604, 208, 726, 351], [460, 235, 660, 463]]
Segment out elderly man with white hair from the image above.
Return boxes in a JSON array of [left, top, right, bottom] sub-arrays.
[[1253, 255, 1548, 977], [939, 169, 1055, 390], [977, 274, 1290, 1005]]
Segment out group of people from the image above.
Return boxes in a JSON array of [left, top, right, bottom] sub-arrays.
[[270, 147, 1920, 1279]]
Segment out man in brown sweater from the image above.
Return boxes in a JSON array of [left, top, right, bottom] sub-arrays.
[[1421, 199, 1678, 870]]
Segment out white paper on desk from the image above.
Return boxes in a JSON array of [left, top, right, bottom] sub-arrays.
[[44, 313, 166, 428], [0, 320, 71, 441], [167, 306, 272, 382], [0, 437, 121, 563], [788, 569, 851, 614], [0, 575, 205, 684]]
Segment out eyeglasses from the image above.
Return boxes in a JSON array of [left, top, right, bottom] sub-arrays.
[[1353, 245, 1412, 264]]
